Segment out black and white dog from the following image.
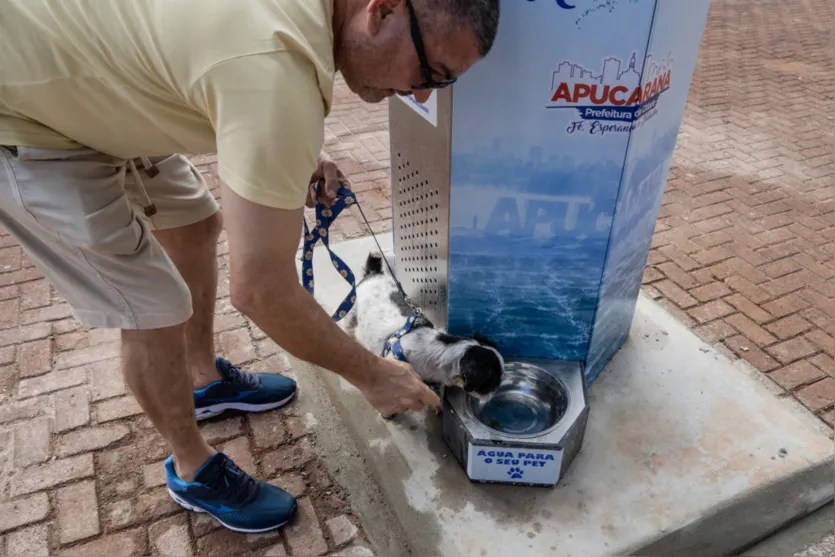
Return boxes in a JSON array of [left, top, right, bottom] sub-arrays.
[[341, 250, 504, 398]]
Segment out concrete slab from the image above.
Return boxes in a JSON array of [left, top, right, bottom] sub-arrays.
[[297, 234, 835, 557], [740, 502, 834, 557]]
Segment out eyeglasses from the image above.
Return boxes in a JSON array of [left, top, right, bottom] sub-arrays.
[[405, 0, 457, 90]]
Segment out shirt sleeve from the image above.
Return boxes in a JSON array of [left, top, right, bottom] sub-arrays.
[[191, 51, 326, 209]]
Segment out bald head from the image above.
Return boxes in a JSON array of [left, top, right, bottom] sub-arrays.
[[333, 0, 501, 103], [417, 0, 500, 57]]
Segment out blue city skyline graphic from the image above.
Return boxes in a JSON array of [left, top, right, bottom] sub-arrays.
[[438, 0, 711, 380]]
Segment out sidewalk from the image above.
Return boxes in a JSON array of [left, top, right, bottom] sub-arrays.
[[0, 0, 831, 555]]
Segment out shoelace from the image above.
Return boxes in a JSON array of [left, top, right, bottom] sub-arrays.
[[218, 359, 260, 390], [204, 455, 260, 506]]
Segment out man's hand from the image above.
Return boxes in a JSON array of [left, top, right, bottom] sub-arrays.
[[306, 152, 349, 208], [355, 359, 440, 417]]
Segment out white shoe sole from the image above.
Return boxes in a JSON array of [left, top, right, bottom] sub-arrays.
[[167, 488, 294, 533], [195, 391, 296, 421]]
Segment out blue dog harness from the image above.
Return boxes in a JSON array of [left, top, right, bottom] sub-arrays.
[[382, 310, 434, 361]]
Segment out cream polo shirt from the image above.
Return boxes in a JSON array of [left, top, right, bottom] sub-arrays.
[[0, 0, 335, 209]]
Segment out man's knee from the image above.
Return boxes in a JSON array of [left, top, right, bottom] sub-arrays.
[[155, 210, 223, 252]]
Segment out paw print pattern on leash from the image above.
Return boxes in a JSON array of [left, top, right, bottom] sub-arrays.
[[508, 467, 524, 480]]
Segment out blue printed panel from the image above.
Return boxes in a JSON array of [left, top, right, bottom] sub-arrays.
[[446, 0, 656, 359], [585, 0, 712, 383]]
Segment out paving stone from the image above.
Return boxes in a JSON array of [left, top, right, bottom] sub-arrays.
[[12, 454, 94, 496], [5, 523, 49, 556], [766, 337, 820, 365], [795, 378, 835, 413], [95, 395, 143, 423], [20, 302, 71, 325], [286, 415, 315, 440], [219, 436, 257, 475], [218, 329, 257, 365], [0, 397, 44, 425], [285, 498, 328, 557], [16, 339, 50, 378], [190, 512, 222, 538], [765, 314, 815, 340], [768, 361, 827, 391], [89, 359, 126, 401], [149, 514, 193, 556], [0, 345, 15, 366], [57, 480, 100, 544], [58, 527, 145, 557], [195, 527, 279, 556], [724, 313, 779, 347], [694, 319, 738, 343], [54, 386, 91, 432], [688, 300, 735, 324], [326, 515, 359, 547], [0, 493, 49, 534], [199, 417, 244, 444], [724, 335, 781, 372], [55, 424, 130, 457], [12, 416, 51, 467], [271, 473, 307, 498], [262, 438, 317, 475], [18, 366, 86, 399], [249, 411, 286, 448], [19, 280, 49, 310], [261, 543, 288, 556], [143, 460, 167, 489], [53, 340, 120, 371], [331, 542, 375, 556]]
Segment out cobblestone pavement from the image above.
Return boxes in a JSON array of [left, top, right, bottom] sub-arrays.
[[0, 0, 832, 555]]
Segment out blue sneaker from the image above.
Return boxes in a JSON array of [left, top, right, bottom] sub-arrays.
[[193, 357, 296, 421], [165, 452, 297, 533]]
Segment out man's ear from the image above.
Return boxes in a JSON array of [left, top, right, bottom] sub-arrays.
[[365, 0, 406, 36]]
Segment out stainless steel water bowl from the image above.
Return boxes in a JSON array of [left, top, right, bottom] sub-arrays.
[[467, 362, 569, 437], [442, 358, 590, 486]]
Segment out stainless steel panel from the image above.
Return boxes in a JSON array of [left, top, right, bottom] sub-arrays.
[[388, 91, 452, 328]]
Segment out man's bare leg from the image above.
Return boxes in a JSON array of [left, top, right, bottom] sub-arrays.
[[153, 212, 224, 388], [121, 324, 214, 480]]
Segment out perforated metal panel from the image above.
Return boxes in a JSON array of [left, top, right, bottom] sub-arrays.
[[388, 91, 453, 328]]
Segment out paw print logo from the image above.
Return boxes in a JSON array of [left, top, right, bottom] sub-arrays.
[[507, 467, 524, 480]]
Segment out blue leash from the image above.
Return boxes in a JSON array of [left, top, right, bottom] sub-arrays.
[[302, 180, 427, 324], [301, 182, 359, 322], [302, 180, 440, 396]]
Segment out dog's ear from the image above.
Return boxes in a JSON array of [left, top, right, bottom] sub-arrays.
[[363, 252, 384, 277], [459, 345, 503, 395], [472, 332, 498, 350]]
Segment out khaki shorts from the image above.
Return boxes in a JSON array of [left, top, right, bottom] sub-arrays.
[[0, 146, 220, 329]]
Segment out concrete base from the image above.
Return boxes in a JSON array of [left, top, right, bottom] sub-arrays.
[[297, 234, 834, 557]]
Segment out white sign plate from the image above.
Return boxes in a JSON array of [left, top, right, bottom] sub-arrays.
[[466, 443, 563, 485], [399, 92, 438, 127]]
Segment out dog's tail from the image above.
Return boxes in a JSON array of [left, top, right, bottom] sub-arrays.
[[363, 252, 384, 277]]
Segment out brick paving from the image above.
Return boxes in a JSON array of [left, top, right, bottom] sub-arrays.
[[0, 0, 832, 555], [0, 163, 372, 555]]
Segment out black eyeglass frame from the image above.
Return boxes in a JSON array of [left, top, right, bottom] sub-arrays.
[[405, 0, 457, 90]]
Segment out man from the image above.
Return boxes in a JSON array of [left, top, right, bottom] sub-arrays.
[[0, 0, 500, 534]]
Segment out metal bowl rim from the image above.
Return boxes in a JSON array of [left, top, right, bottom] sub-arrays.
[[462, 362, 572, 440]]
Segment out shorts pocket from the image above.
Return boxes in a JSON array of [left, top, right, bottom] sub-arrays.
[[77, 194, 146, 255]]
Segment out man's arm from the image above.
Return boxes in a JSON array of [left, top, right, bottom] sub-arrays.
[[221, 185, 440, 416]]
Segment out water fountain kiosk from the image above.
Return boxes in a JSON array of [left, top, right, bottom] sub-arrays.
[[388, 0, 711, 486]]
